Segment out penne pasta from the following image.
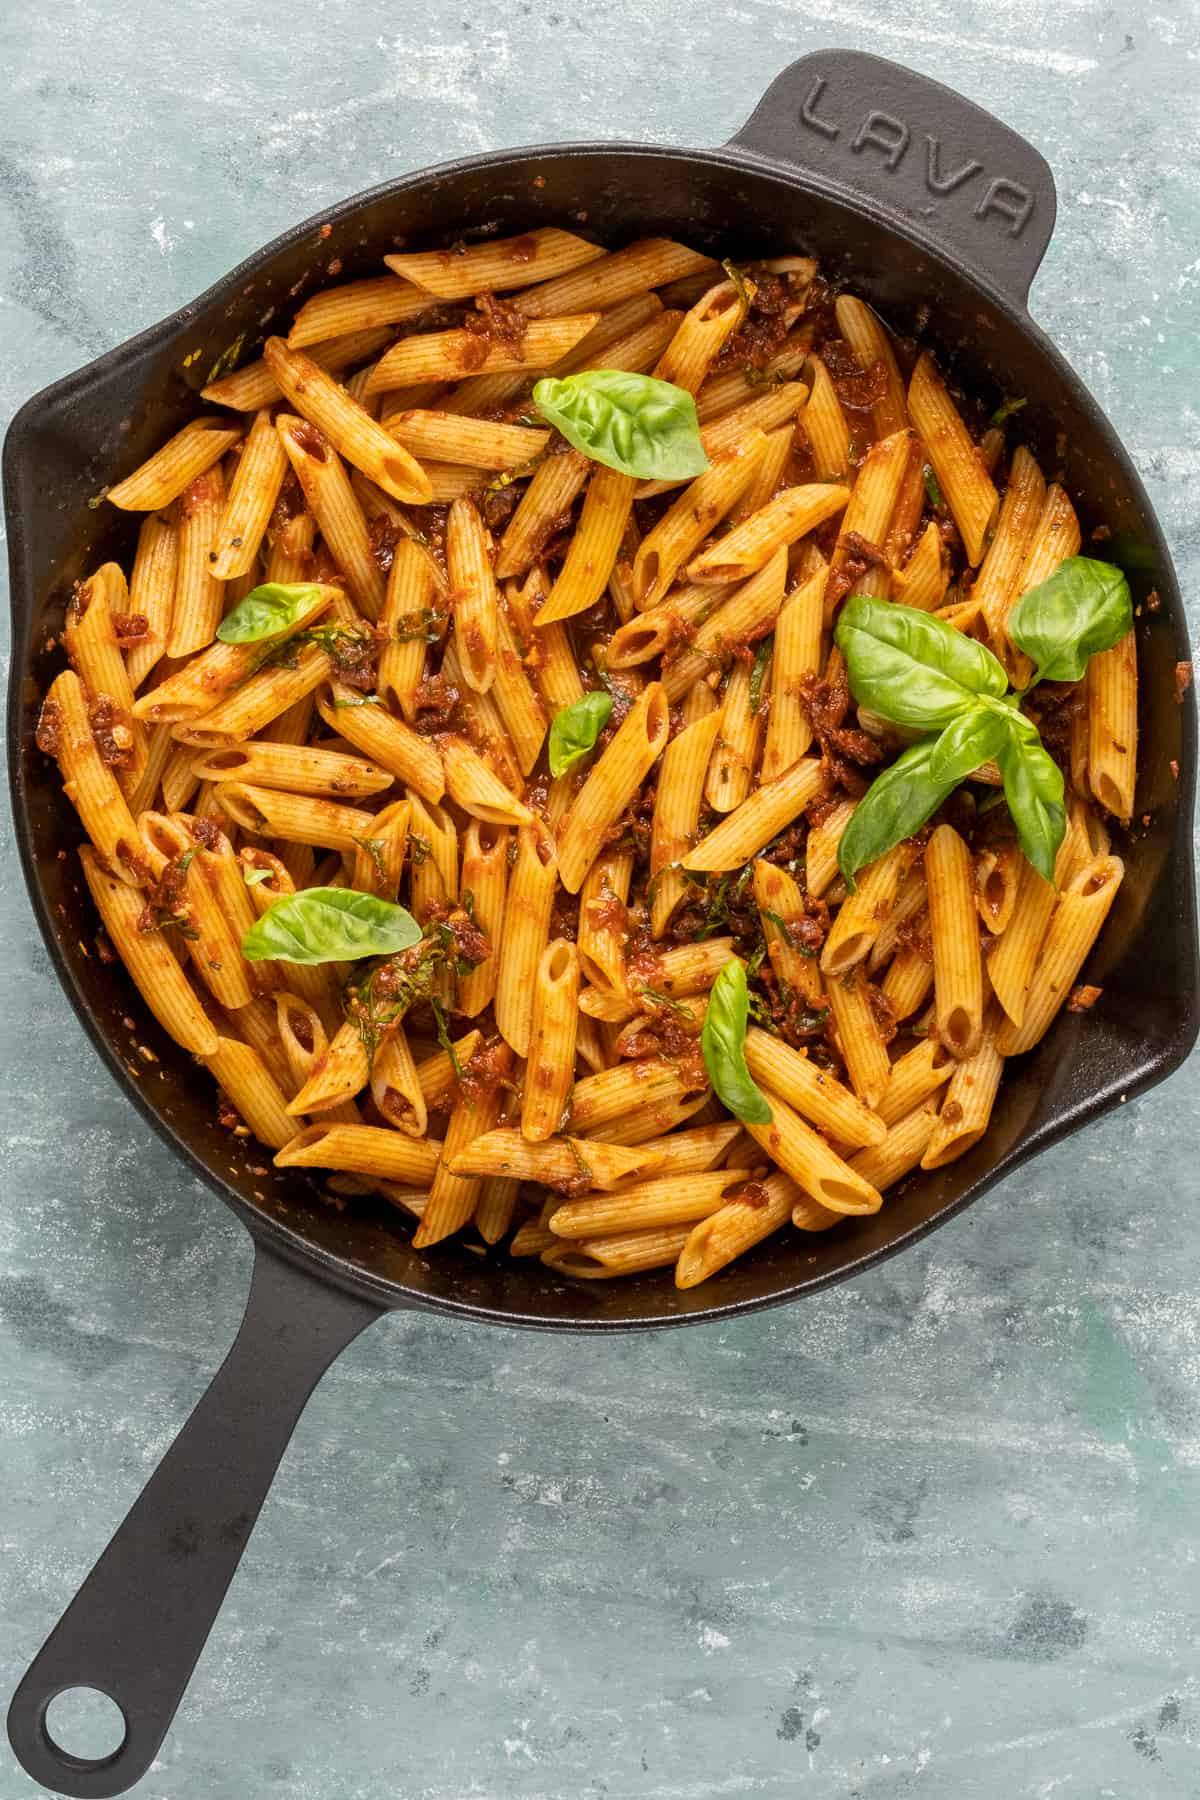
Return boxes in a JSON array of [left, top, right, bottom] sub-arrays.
[[907, 352, 999, 565], [522, 939, 580, 1140], [686, 483, 850, 586], [926, 824, 984, 1058], [208, 408, 290, 580], [364, 316, 600, 392], [385, 228, 604, 299], [107, 418, 242, 511], [557, 685, 670, 893]]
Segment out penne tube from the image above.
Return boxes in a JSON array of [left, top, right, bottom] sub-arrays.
[[173, 642, 333, 746], [745, 1088, 881, 1214], [975, 842, 1022, 936], [134, 584, 336, 722], [875, 1036, 954, 1127], [987, 833, 1078, 1026], [514, 237, 718, 319], [974, 445, 1046, 648], [126, 510, 180, 688], [542, 1225, 693, 1280], [834, 295, 908, 437], [215, 781, 376, 853], [694, 328, 812, 422], [446, 496, 499, 692], [607, 584, 720, 671], [825, 967, 892, 1110], [378, 539, 444, 724], [63, 565, 148, 797], [578, 1088, 712, 1146], [891, 520, 948, 610], [201, 326, 393, 410], [369, 1024, 427, 1137], [275, 414, 386, 618], [724, 424, 795, 529], [548, 1169, 755, 1239], [208, 409, 290, 579], [652, 279, 746, 394], [606, 1120, 743, 1179], [167, 466, 225, 657], [263, 337, 430, 504], [274, 992, 352, 1102], [922, 1011, 1005, 1168], [1001, 484, 1082, 680], [926, 824, 984, 1059], [495, 447, 590, 581], [414, 1030, 484, 1112], [686, 482, 850, 585], [581, 938, 734, 1021], [753, 860, 824, 1007], [287, 274, 435, 347], [495, 821, 559, 1057], [457, 821, 508, 1016], [314, 683, 444, 801], [204, 1037, 297, 1148], [387, 411, 548, 470], [995, 854, 1124, 1055], [1088, 632, 1137, 822], [565, 1058, 709, 1137], [107, 418, 241, 511], [475, 1176, 522, 1245], [907, 352, 999, 565], [557, 685, 670, 892], [504, 567, 586, 712], [440, 635, 523, 791], [675, 1171, 814, 1289], [522, 939, 580, 1140], [492, 604, 549, 775], [385, 228, 604, 300], [849, 1102, 938, 1191], [285, 1018, 370, 1114], [822, 429, 913, 618], [881, 939, 934, 1021], [805, 799, 857, 899], [38, 671, 147, 885], [761, 570, 823, 778], [350, 797, 411, 899], [364, 316, 600, 392], [650, 708, 724, 936], [867, 867, 928, 973], [661, 548, 789, 702], [633, 433, 768, 607], [536, 465, 637, 625], [577, 850, 634, 992], [276, 1123, 441, 1184], [412, 1076, 507, 1248], [743, 1028, 885, 1150], [548, 291, 666, 372], [79, 847, 218, 1052], [797, 354, 852, 480], [444, 1130, 659, 1191], [704, 659, 762, 813], [683, 755, 827, 872], [188, 740, 393, 798], [821, 843, 908, 976], [441, 736, 531, 826]]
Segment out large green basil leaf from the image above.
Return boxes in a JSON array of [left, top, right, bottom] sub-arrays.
[[532, 370, 710, 481], [837, 738, 962, 893], [242, 887, 422, 964], [548, 691, 614, 778], [836, 594, 1009, 731], [217, 582, 326, 644], [1007, 557, 1133, 687], [701, 959, 773, 1126], [997, 731, 1066, 883], [927, 703, 1010, 787]]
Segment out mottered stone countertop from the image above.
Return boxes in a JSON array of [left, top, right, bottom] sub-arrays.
[[3, 2, 1200, 1796]]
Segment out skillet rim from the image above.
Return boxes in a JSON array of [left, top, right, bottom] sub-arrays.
[[6, 137, 1198, 1331]]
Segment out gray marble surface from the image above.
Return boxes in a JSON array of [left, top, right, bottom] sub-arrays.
[[3, 2, 1200, 1795]]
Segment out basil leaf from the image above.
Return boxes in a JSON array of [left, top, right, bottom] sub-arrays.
[[241, 887, 422, 964], [836, 594, 1008, 731], [997, 729, 1065, 883], [749, 632, 773, 714], [701, 959, 773, 1126], [927, 703, 1010, 787], [548, 691, 613, 777], [837, 739, 962, 893], [242, 865, 273, 887], [532, 370, 710, 481], [217, 582, 324, 644], [1007, 557, 1133, 687]]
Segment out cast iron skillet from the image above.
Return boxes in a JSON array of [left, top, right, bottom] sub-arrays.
[[6, 50, 1197, 1798]]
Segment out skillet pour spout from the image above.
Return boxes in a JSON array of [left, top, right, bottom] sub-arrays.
[[5, 50, 1197, 1797]]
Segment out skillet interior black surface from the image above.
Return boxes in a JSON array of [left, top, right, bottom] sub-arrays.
[[7, 69, 1198, 1335]]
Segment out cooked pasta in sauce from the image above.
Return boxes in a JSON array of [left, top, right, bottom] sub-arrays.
[[35, 226, 1135, 1289]]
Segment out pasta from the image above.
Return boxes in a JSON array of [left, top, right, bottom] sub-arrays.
[[35, 227, 1140, 1294]]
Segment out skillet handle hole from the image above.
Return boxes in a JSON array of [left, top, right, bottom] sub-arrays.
[[43, 1686, 128, 1767]]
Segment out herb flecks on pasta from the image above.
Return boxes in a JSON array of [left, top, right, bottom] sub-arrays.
[[36, 229, 1134, 1291]]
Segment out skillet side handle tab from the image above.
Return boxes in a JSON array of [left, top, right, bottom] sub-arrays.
[[728, 49, 1057, 311], [7, 1242, 382, 1799]]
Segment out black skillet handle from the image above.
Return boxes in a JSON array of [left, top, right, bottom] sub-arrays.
[[8, 1243, 382, 1798], [729, 50, 1057, 311]]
